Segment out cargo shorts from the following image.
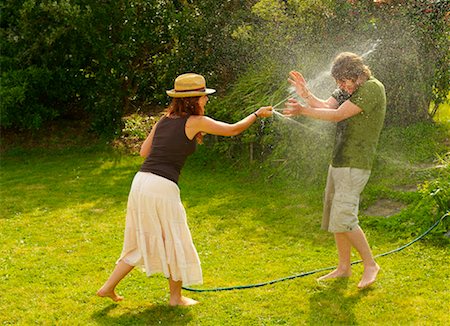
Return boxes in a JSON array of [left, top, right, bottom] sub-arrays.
[[322, 165, 371, 233]]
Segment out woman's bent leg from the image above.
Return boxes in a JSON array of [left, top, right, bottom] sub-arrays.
[[97, 260, 134, 301]]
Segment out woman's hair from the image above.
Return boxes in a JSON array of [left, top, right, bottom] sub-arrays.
[[331, 52, 371, 82], [165, 97, 204, 144]]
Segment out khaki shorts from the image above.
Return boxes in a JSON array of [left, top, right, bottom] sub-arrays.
[[322, 166, 371, 233]]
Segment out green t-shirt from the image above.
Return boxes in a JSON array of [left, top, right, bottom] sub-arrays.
[[331, 77, 386, 170]]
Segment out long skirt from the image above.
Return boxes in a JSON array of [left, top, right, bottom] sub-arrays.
[[118, 172, 202, 286]]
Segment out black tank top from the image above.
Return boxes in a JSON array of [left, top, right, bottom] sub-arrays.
[[140, 115, 196, 184]]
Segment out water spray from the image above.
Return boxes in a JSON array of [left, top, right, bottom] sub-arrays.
[[271, 88, 296, 110], [268, 39, 383, 136], [270, 90, 326, 136], [361, 39, 382, 58], [271, 110, 326, 136]]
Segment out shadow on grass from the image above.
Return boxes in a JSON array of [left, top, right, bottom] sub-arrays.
[[308, 278, 370, 325], [92, 303, 193, 325]]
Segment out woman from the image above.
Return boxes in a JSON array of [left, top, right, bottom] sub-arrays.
[[97, 73, 272, 306]]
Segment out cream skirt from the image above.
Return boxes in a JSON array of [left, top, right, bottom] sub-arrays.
[[118, 172, 202, 286]]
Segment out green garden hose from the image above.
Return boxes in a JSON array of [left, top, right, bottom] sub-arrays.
[[182, 211, 449, 292]]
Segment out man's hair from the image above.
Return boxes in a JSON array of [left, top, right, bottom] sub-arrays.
[[331, 52, 371, 82]]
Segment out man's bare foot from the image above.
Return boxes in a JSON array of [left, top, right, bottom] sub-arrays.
[[317, 269, 352, 281], [169, 296, 199, 307], [358, 263, 380, 289], [96, 288, 124, 302]]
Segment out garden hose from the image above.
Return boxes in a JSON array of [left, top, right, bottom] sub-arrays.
[[182, 211, 449, 292]]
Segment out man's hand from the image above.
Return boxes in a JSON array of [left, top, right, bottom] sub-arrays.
[[283, 98, 305, 117], [288, 71, 311, 99]]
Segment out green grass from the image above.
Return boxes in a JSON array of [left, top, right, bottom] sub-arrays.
[[1, 123, 449, 325]]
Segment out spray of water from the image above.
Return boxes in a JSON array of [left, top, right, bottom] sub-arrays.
[[270, 39, 382, 128], [272, 110, 324, 135], [361, 39, 381, 59], [265, 39, 384, 150]]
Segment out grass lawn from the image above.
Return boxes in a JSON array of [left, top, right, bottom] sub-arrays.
[[1, 122, 449, 325]]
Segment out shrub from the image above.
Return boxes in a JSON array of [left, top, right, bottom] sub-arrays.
[[0, 67, 58, 129], [0, 1, 252, 137], [112, 113, 160, 154], [418, 152, 450, 230]]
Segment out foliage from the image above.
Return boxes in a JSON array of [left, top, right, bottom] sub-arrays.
[[0, 67, 58, 129], [1, 0, 447, 140], [368, 0, 450, 124], [431, 93, 450, 124], [1, 0, 83, 129], [418, 152, 450, 229], [112, 113, 160, 154], [405, 0, 450, 119], [227, 0, 449, 125], [0, 0, 252, 136]]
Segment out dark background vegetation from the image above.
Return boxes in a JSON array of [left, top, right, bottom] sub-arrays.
[[1, 0, 448, 135]]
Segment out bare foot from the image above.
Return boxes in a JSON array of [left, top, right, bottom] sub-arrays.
[[169, 296, 199, 307], [96, 288, 124, 302], [358, 263, 380, 289], [317, 269, 352, 281]]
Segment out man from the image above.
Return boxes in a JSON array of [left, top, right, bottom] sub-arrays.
[[284, 52, 386, 288]]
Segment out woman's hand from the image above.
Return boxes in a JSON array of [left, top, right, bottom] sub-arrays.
[[255, 106, 273, 118], [288, 71, 311, 99], [283, 98, 305, 117]]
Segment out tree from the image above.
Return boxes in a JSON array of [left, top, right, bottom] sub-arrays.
[[1, 0, 253, 136]]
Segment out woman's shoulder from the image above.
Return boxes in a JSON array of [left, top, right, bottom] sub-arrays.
[[186, 115, 215, 129], [186, 114, 204, 126], [187, 115, 208, 122]]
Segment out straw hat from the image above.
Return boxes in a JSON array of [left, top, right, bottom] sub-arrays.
[[166, 73, 216, 98]]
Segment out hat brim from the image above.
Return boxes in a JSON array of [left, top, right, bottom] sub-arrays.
[[166, 88, 216, 98]]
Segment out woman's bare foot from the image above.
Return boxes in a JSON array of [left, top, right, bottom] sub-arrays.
[[358, 263, 380, 289], [96, 288, 124, 302], [169, 296, 199, 307], [317, 269, 352, 281]]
